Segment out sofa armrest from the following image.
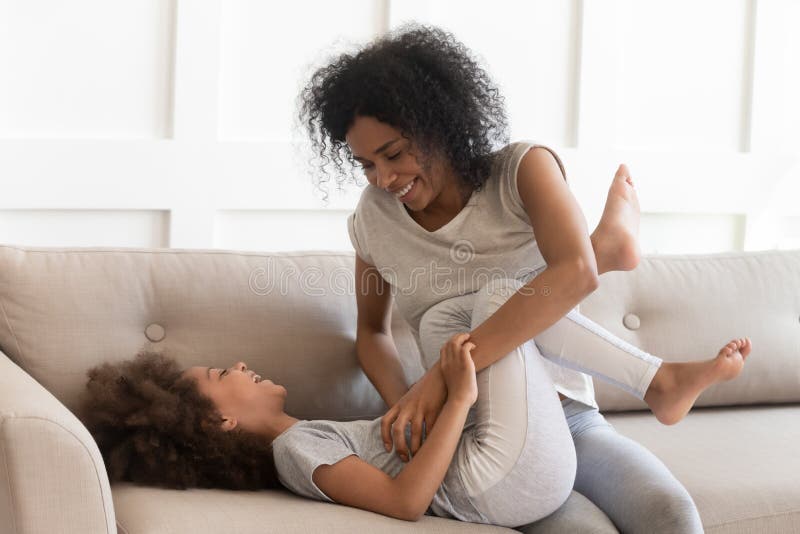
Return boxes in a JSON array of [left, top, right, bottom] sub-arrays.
[[0, 350, 116, 534]]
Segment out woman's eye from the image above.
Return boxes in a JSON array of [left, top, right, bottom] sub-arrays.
[[220, 369, 227, 378], [387, 151, 401, 160]]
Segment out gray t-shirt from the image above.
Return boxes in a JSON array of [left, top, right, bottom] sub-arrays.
[[272, 417, 486, 521], [346, 141, 595, 407]]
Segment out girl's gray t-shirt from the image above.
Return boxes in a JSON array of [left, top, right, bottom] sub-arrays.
[[346, 141, 595, 407], [272, 417, 487, 522]]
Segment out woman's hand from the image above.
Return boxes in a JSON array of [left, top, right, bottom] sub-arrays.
[[381, 333, 477, 463], [381, 364, 447, 463], [439, 333, 478, 407]]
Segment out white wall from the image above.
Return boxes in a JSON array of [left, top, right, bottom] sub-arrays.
[[0, 0, 798, 254]]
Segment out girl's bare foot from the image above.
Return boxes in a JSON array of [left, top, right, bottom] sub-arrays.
[[644, 337, 752, 425], [591, 164, 642, 274]]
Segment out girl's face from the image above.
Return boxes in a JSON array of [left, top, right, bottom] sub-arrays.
[[183, 361, 287, 434], [345, 115, 456, 213]]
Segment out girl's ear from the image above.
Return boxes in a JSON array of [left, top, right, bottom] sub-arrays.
[[220, 416, 238, 432]]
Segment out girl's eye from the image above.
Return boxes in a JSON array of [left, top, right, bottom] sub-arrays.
[[387, 151, 401, 160], [220, 369, 228, 378]]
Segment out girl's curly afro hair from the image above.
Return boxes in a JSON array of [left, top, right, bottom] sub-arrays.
[[299, 23, 509, 201], [79, 351, 281, 491]]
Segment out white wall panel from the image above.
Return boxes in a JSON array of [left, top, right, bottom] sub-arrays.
[[614, 0, 749, 151], [218, 0, 378, 141], [778, 216, 800, 250], [0, 0, 797, 254], [214, 209, 352, 252], [553, 147, 795, 239], [0, 209, 168, 247], [0, 0, 174, 139], [750, 0, 800, 152], [390, 0, 579, 146], [640, 213, 745, 254], [0, 139, 363, 209], [170, 0, 221, 141]]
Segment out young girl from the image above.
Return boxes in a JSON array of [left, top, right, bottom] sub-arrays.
[[82, 325, 750, 527], [298, 23, 752, 531]]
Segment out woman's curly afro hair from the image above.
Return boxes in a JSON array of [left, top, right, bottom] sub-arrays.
[[299, 23, 509, 201], [79, 351, 281, 491]]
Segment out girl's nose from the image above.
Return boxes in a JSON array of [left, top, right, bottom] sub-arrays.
[[234, 361, 247, 372]]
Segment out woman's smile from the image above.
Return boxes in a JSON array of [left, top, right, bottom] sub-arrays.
[[392, 176, 419, 203]]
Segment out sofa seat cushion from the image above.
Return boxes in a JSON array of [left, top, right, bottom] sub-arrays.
[[111, 483, 514, 534], [606, 405, 800, 533]]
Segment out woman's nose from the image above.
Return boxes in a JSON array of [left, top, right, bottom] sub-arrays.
[[376, 165, 397, 190], [234, 361, 247, 372]]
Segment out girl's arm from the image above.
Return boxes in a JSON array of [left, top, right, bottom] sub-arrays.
[[313, 336, 477, 521], [353, 253, 410, 407], [312, 396, 472, 521]]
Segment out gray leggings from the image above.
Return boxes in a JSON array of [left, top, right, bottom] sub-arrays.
[[522, 399, 704, 533], [418, 278, 702, 531]]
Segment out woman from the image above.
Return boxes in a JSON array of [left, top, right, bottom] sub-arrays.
[[81, 326, 751, 526], [299, 23, 751, 532]]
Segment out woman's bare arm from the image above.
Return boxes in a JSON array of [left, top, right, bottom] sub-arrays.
[[368, 146, 598, 461], [467, 146, 600, 372], [354, 253, 410, 407]]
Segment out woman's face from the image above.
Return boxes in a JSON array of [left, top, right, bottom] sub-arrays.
[[345, 115, 454, 212], [183, 361, 287, 434]]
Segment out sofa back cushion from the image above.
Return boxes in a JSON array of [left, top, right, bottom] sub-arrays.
[[0, 246, 423, 419], [1, 245, 798, 417]]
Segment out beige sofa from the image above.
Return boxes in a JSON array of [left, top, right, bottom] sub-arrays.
[[0, 244, 798, 534]]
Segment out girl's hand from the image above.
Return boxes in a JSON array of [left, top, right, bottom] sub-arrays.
[[439, 333, 478, 407]]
